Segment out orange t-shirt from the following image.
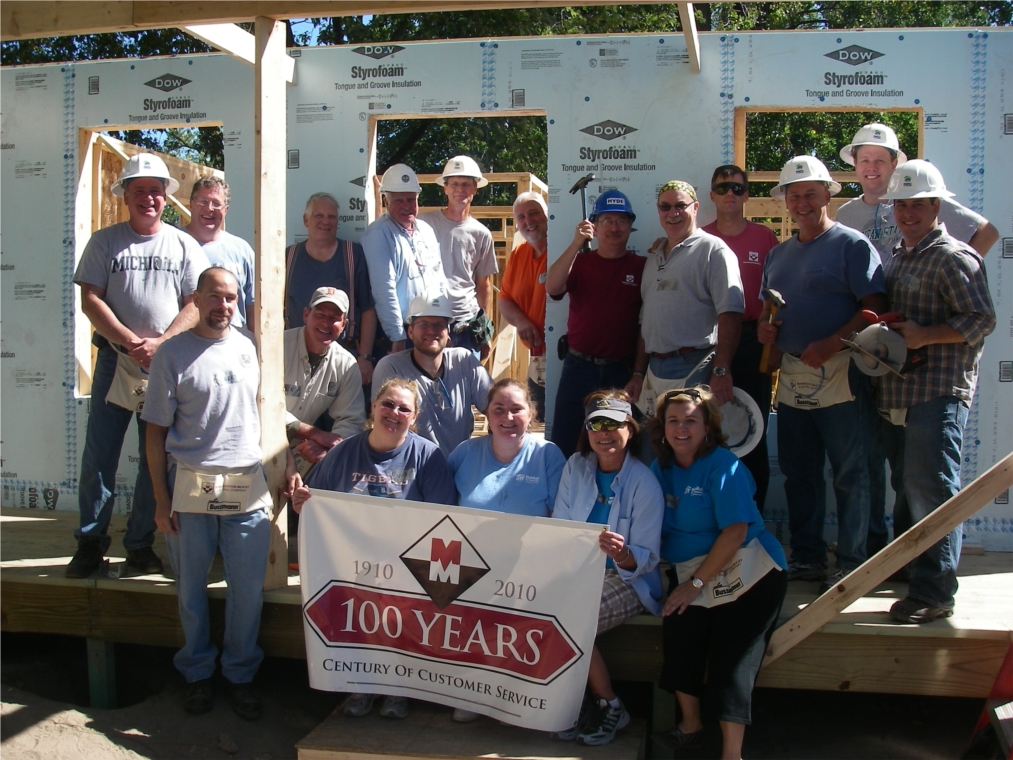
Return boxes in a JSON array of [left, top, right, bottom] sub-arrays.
[[499, 242, 546, 352]]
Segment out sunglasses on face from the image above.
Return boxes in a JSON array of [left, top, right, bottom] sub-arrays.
[[379, 399, 413, 416], [712, 182, 747, 196], [585, 418, 625, 432], [657, 202, 693, 214]]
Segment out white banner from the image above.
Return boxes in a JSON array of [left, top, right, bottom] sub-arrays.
[[299, 489, 605, 731]]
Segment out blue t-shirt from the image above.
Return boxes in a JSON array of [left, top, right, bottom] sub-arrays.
[[201, 230, 255, 327], [760, 223, 884, 354], [306, 430, 456, 505], [651, 447, 786, 569], [589, 468, 617, 567], [448, 435, 565, 517]]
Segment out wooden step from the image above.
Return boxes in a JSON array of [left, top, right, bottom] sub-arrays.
[[296, 700, 646, 760]]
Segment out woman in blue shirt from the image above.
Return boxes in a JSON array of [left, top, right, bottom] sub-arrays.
[[292, 376, 455, 721], [649, 386, 786, 759], [551, 390, 663, 747], [449, 378, 565, 518]]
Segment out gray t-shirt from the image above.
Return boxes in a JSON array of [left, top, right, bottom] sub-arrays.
[[371, 347, 493, 455], [200, 230, 255, 327], [74, 222, 208, 338], [418, 210, 498, 323], [142, 328, 262, 469], [835, 195, 983, 258], [639, 228, 744, 354]]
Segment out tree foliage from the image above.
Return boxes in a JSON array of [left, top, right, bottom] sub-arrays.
[[2, 3, 1010, 182]]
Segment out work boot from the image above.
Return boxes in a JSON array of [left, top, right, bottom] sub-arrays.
[[66, 539, 104, 578], [126, 546, 164, 575]]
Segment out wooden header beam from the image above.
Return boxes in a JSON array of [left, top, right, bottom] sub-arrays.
[[2, 0, 683, 41], [182, 23, 296, 82]]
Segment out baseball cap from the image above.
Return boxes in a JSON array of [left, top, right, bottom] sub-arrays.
[[307, 287, 349, 313], [584, 397, 633, 423]]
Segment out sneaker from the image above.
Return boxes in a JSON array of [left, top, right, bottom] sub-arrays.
[[126, 546, 164, 575], [66, 539, 104, 579], [379, 695, 408, 719], [452, 708, 481, 723], [228, 681, 261, 721], [183, 678, 214, 715], [552, 691, 594, 741], [786, 560, 826, 582], [342, 693, 376, 717], [577, 698, 630, 746], [819, 567, 851, 593], [889, 596, 954, 624]]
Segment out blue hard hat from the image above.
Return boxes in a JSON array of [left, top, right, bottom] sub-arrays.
[[589, 189, 635, 223]]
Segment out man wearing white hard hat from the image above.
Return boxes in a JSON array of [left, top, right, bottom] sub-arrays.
[[283, 287, 367, 476], [371, 291, 492, 454], [835, 123, 999, 557], [758, 156, 887, 592], [419, 156, 498, 359], [875, 160, 995, 623], [68, 153, 209, 579], [835, 122, 999, 257], [362, 164, 448, 355]]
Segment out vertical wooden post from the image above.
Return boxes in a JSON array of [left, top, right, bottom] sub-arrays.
[[254, 16, 289, 591], [87, 638, 116, 709]]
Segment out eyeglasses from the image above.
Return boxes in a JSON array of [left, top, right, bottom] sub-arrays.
[[412, 319, 449, 333], [193, 199, 227, 211], [595, 217, 631, 228], [379, 399, 414, 416], [657, 202, 693, 214], [712, 182, 747, 197], [585, 418, 625, 432]]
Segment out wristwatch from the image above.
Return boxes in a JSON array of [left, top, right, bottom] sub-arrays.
[[690, 575, 704, 590], [358, 354, 374, 362], [712, 366, 728, 377]]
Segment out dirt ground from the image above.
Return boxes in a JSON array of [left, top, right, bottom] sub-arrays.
[[0, 632, 990, 759]]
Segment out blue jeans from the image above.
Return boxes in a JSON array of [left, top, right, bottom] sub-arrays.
[[867, 413, 907, 555], [166, 504, 272, 684], [897, 396, 966, 610], [777, 364, 872, 571], [76, 344, 155, 552], [648, 347, 714, 386], [550, 352, 632, 460]]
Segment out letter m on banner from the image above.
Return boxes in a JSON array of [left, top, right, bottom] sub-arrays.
[[430, 538, 461, 583]]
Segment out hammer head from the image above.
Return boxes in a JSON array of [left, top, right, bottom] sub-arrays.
[[568, 173, 596, 195], [764, 288, 786, 310]]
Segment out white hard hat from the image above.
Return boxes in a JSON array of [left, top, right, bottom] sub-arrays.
[[436, 155, 488, 188], [770, 156, 842, 199], [881, 159, 955, 200], [112, 153, 180, 197], [406, 291, 452, 323], [380, 163, 422, 193], [839, 123, 908, 166]]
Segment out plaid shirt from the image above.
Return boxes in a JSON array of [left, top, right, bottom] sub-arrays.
[[878, 225, 995, 409]]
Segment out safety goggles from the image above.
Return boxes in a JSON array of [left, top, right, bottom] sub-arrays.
[[585, 418, 626, 432], [712, 182, 747, 197]]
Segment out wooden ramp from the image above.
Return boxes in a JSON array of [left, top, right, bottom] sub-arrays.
[[296, 702, 646, 760], [3, 507, 1011, 706]]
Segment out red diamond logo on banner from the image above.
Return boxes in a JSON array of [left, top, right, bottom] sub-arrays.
[[400, 516, 489, 609]]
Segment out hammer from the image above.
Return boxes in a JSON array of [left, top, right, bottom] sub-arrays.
[[568, 173, 595, 252], [759, 288, 786, 373]]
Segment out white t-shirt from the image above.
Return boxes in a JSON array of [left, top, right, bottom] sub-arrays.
[[142, 328, 262, 470], [418, 210, 498, 323], [835, 195, 983, 257]]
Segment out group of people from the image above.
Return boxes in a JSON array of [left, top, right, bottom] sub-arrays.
[[64, 119, 996, 756]]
